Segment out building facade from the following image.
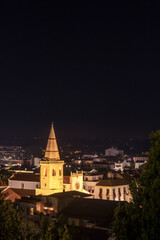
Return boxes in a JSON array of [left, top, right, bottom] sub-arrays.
[[6, 123, 86, 200]]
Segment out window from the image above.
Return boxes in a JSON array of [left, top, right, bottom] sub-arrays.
[[36, 184, 39, 188], [30, 208, 34, 216], [99, 188, 103, 199], [44, 183, 46, 187], [113, 189, 116, 200], [107, 197, 110, 200], [21, 183, 24, 189], [118, 188, 121, 201], [52, 168, 56, 176], [106, 189, 110, 196], [44, 168, 47, 176], [59, 168, 62, 176]]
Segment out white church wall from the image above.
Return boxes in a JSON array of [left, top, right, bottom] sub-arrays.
[[9, 180, 40, 190]]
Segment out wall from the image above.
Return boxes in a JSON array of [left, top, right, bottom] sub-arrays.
[[9, 180, 40, 190], [70, 171, 83, 191], [95, 185, 129, 201]]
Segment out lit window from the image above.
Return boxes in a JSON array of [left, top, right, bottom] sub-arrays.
[[44, 168, 47, 176], [30, 208, 34, 215], [52, 168, 56, 176], [59, 168, 62, 176]]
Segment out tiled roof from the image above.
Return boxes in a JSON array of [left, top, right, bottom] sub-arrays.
[[120, 173, 133, 182], [61, 198, 124, 227], [16, 196, 41, 203], [2, 187, 21, 202], [96, 178, 129, 187], [50, 190, 92, 198], [10, 173, 40, 182], [10, 188, 35, 197]]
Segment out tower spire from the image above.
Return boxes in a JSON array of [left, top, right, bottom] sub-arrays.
[[44, 123, 60, 160]]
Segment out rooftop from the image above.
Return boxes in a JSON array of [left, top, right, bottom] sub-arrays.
[[61, 198, 125, 227], [10, 173, 40, 182], [96, 178, 130, 187], [10, 188, 35, 197], [49, 190, 92, 198]]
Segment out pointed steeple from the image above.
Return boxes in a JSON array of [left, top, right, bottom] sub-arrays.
[[44, 122, 60, 160]]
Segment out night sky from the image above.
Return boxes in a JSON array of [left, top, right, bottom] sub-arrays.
[[0, 1, 159, 140]]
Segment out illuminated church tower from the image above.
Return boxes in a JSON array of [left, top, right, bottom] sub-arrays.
[[36, 123, 64, 195]]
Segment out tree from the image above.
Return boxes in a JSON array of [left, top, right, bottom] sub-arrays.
[[35, 214, 73, 240], [0, 196, 25, 240], [52, 214, 73, 240], [112, 130, 160, 240]]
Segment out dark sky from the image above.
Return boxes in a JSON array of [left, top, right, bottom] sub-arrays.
[[0, 1, 159, 140]]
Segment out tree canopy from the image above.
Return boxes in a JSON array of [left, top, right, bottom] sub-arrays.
[[112, 130, 160, 240], [0, 195, 25, 240]]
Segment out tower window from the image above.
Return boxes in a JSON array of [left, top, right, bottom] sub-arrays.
[[44, 168, 47, 176], [59, 168, 62, 176], [52, 168, 56, 176]]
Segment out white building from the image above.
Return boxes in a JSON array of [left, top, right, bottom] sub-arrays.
[[83, 173, 103, 196], [114, 159, 129, 172], [133, 156, 148, 163], [33, 157, 40, 168], [94, 173, 132, 202], [105, 147, 124, 157], [9, 173, 40, 190]]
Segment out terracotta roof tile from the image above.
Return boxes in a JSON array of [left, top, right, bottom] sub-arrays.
[[96, 179, 130, 187], [10, 188, 35, 197], [2, 187, 21, 202], [10, 173, 40, 182], [50, 190, 92, 198]]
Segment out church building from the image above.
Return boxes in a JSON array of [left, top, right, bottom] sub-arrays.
[[36, 123, 64, 195], [6, 123, 85, 200]]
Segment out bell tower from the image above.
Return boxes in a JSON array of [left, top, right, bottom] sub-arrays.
[[36, 123, 64, 195]]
